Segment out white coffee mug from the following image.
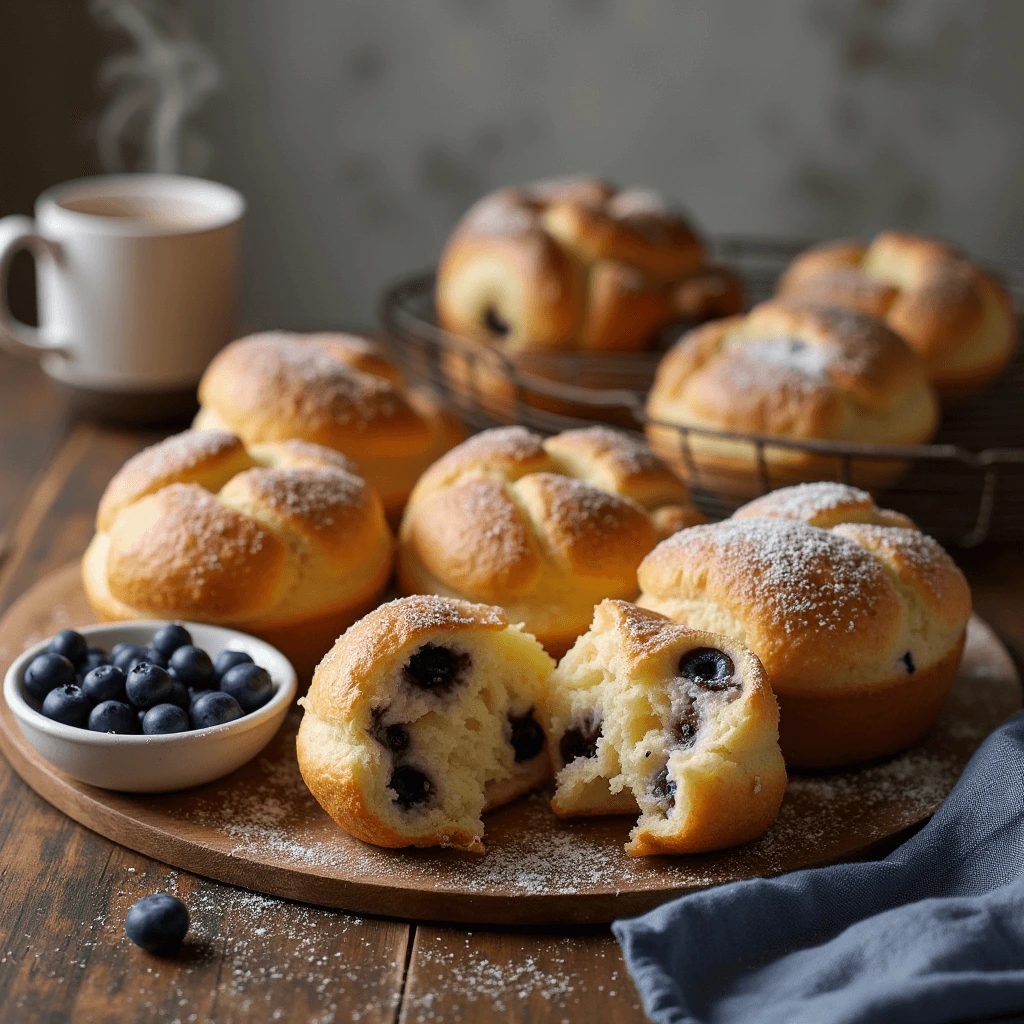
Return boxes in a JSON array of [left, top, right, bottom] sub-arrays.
[[0, 174, 244, 397]]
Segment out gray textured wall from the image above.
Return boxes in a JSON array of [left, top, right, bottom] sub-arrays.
[[5, 1, 1024, 331]]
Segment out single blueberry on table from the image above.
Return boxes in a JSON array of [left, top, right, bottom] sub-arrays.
[[149, 623, 193, 659], [78, 647, 110, 679], [88, 700, 138, 734], [81, 664, 127, 704], [219, 663, 273, 713], [124, 894, 189, 956], [125, 662, 175, 709], [142, 704, 190, 735], [168, 645, 214, 688], [41, 684, 92, 728], [112, 643, 152, 674], [213, 648, 253, 679], [190, 691, 244, 730], [23, 652, 76, 702], [47, 629, 88, 668]]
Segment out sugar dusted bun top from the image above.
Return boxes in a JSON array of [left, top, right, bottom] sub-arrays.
[[732, 481, 915, 529], [637, 515, 970, 696], [646, 299, 939, 447]]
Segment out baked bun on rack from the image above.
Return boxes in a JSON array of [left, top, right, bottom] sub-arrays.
[[194, 331, 465, 519], [732, 480, 915, 529], [546, 600, 785, 855], [776, 232, 1016, 396], [436, 176, 744, 354], [397, 425, 705, 658], [636, 511, 971, 767], [296, 595, 555, 852], [83, 429, 395, 679], [644, 299, 939, 499]]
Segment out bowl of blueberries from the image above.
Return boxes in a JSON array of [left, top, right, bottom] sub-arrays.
[[4, 621, 297, 792]]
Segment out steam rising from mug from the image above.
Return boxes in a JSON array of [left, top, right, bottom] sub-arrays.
[[90, 0, 220, 174]]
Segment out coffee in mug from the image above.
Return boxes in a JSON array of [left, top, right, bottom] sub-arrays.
[[0, 174, 245, 423]]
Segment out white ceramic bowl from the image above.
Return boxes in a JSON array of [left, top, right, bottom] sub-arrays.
[[4, 621, 297, 792]]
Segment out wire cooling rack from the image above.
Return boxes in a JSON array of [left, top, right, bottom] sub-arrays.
[[381, 238, 1024, 546]]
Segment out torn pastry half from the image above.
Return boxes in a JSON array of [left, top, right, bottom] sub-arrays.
[[545, 600, 786, 855], [296, 594, 555, 853]]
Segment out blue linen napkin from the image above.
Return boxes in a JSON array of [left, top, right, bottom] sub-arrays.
[[613, 711, 1024, 1024]]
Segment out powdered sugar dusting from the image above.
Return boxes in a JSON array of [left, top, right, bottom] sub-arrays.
[[239, 467, 367, 529], [739, 336, 835, 383], [654, 519, 886, 634], [735, 481, 875, 522]]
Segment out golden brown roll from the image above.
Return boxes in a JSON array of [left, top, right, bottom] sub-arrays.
[[436, 176, 745, 354], [83, 429, 395, 679], [545, 600, 786, 855], [194, 331, 466, 519], [776, 232, 1016, 396], [398, 425, 705, 658], [296, 595, 555, 852], [732, 480, 915, 529], [645, 299, 940, 499], [635, 511, 971, 767]]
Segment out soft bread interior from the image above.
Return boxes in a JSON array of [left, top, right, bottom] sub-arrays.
[[547, 603, 785, 855], [299, 624, 553, 852]]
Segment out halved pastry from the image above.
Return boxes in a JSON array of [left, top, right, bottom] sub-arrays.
[[296, 595, 555, 853], [546, 600, 786, 856]]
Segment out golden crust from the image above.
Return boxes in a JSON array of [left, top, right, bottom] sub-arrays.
[[398, 426, 703, 655], [195, 332, 466, 516], [733, 481, 915, 529], [777, 231, 1016, 395], [644, 299, 939, 497], [436, 178, 744, 355], [636, 515, 971, 766], [546, 599, 786, 854], [84, 429, 395, 678]]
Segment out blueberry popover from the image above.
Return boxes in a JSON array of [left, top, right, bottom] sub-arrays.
[[296, 595, 555, 853], [546, 600, 785, 855], [637, 496, 972, 767]]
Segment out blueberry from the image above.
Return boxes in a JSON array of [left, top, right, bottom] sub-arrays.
[[149, 624, 193, 659], [219, 663, 273, 714], [678, 648, 735, 691], [191, 691, 243, 729], [559, 716, 602, 764], [78, 647, 110, 679], [168, 645, 214, 689], [47, 629, 88, 668], [88, 700, 138, 734], [647, 765, 677, 810], [403, 644, 469, 694], [389, 766, 434, 809], [125, 662, 174, 709], [41, 684, 92, 728], [508, 710, 546, 762], [23, 652, 76, 702], [143, 647, 168, 669], [81, 664, 127, 704], [112, 643, 152, 674], [167, 680, 191, 711], [213, 649, 253, 679], [124, 894, 189, 956], [142, 704, 190, 735], [188, 688, 215, 711]]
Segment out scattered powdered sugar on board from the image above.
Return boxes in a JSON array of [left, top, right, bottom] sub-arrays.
[[180, 707, 975, 903]]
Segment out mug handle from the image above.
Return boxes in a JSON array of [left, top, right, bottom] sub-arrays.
[[0, 215, 70, 360]]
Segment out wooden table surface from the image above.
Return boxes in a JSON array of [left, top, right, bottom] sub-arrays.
[[0, 351, 1021, 1024]]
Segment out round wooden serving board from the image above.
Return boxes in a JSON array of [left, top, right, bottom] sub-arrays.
[[0, 564, 1019, 925]]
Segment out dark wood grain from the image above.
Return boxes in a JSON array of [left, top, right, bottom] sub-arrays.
[[400, 927, 644, 1024]]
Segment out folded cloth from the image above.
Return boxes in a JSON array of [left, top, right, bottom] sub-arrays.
[[613, 710, 1024, 1024]]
